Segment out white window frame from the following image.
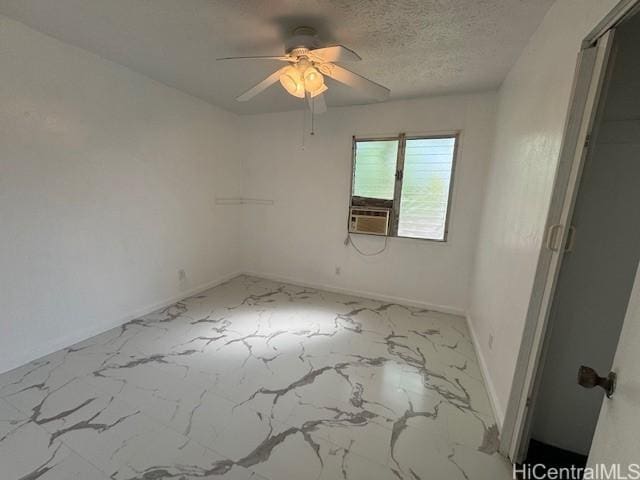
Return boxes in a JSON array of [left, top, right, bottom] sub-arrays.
[[349, 132, 459, 242]]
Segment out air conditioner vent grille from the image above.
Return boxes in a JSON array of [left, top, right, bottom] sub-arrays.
[[349, 207, 390, 236], [351, 209, 388, 217]]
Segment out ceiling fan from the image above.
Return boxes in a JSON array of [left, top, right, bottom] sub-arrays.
[[217, 27, 390, 114]]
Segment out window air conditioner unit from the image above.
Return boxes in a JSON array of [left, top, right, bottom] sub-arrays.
[[349, 207, 390, 236]]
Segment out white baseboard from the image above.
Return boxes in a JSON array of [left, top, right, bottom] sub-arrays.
[[243, 270, 467, 317], [465, 314, 504, 429], [0, 271, 241, 376]]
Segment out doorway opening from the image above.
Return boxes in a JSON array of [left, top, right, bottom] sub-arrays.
[[521, 8, 640, 471]]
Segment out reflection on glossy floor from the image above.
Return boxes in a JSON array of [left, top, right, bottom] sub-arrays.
[[0, 276, 511, 479]]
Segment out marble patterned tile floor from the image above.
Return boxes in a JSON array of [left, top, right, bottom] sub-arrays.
[[0, 275, 512, 480]]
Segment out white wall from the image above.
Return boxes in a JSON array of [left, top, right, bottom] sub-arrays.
[[467, 0, 620, 426], [240, 93, 497, 314], [0, 16, 243, 374], [0, 15, 497, 376]]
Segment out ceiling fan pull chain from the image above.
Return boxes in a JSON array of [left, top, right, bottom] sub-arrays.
[[301, 108, 306, 148], [310, 103, 315, 136]]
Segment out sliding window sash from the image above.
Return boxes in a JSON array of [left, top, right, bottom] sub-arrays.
[[390, 133, 406, 236]]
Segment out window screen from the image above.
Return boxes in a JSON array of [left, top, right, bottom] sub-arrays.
[[352, 140, 398, 200], [398, 137, 456, 240], [350, 134, 457, 241]]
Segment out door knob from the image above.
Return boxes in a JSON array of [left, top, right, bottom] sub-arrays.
[[577, 365, 616, 398]]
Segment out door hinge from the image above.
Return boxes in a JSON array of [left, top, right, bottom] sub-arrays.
[[584, 134, 591, 148], [395, 170, 403, 181]]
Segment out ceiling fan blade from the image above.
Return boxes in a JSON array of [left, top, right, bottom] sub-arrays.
[[322, 64, 390, 101], [309, 45, 361, 63], [236, 67, 288, 102], [307, 90, 327, 114], [217, 55, 290, 61]]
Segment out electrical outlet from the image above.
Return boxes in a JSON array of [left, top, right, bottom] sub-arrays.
[[335, 266, 341, 276], [488, 334, 494, 350]]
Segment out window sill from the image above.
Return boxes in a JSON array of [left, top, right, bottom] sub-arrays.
[[348, 231, 450, 244]]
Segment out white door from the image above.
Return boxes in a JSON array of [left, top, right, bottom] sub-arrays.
[[588, 264, 640, 468], [586, 15, 640, 466], [588, 14, 640, 464]]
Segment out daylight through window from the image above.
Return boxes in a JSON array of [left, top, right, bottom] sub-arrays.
[[349, 134, 457, 241]]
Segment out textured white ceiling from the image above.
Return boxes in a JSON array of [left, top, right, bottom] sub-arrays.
[[0, 0, 555, 114]]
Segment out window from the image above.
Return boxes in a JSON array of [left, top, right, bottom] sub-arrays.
[[349, 133, 458, 241]]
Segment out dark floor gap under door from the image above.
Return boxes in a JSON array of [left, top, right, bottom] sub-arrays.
[[526, 439, 587, 468], [516, 439, 587, 479]]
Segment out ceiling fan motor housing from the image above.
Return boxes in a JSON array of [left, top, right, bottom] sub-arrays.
[[285, 26, 320, 54]]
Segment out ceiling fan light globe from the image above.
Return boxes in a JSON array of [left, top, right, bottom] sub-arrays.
[[279, 73, 297, 94], [279, 67, 305, 98], [304, 67, 324, 93]]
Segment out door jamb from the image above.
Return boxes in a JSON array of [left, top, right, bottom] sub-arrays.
[[582, 0, 640, 48]]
